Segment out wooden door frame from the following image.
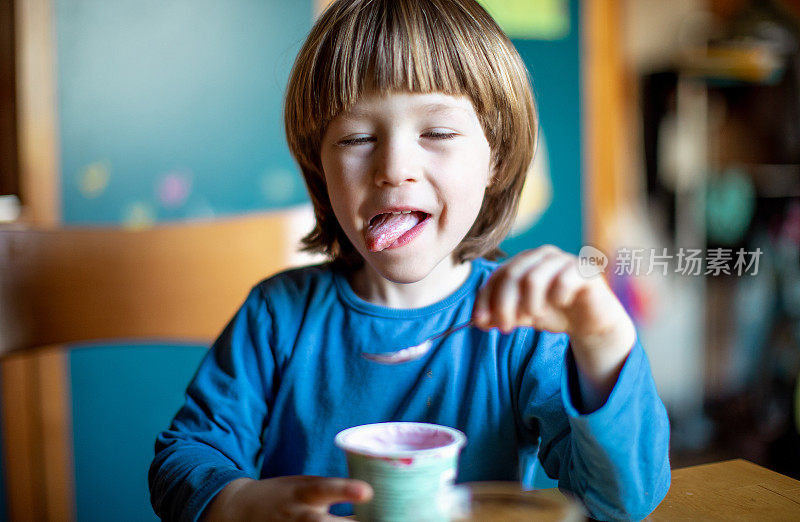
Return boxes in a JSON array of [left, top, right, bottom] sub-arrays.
[[15, 0, 60, 226], [582, 0, 634, 254]]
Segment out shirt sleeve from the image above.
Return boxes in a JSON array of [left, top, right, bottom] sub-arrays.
[[148, 286, 275, 522], [518, 331, 671, 521]]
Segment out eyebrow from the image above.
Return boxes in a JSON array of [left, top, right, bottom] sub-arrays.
[[419, 103, 470, 116], [340, 102, 470, 122]]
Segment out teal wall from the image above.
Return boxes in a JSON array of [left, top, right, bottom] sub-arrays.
[[501, 0, 583, 257], [56, 0, 312, 225], [69, 343, 207, 521]]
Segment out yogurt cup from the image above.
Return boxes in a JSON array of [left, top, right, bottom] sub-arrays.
[[335, 422, 467, 522]]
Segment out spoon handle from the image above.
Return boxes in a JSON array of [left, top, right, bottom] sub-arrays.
[[428, 320, 473, 342], [360, 320, 476, 365]]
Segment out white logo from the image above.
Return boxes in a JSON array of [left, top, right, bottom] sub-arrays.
[[578, 246, 608, 278]]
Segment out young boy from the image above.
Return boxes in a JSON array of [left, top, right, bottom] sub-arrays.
[[149, 0, 670, 520]]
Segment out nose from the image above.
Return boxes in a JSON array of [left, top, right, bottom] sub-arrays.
[[372, 138, 419, 187]]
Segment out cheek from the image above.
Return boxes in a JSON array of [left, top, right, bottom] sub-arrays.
[[326, 183, 355, 223], [324, 178, 364, 238], [319, 167, 347, 220], [446, 150, 491, 200], [321, 154, 353, 202], [440, 172, 488, 228], [323, 152, 369, 188]]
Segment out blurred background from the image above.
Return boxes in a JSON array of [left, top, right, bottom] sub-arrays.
[[1, 0, 799, 520]]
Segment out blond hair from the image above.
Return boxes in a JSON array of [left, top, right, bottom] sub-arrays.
[[285, 0, 537, 267]]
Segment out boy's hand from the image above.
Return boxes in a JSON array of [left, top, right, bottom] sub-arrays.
[[203, 476, 373, 521], [473, 245, 636, 398]]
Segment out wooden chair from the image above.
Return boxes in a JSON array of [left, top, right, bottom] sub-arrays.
[[0, 212, 295, 521]]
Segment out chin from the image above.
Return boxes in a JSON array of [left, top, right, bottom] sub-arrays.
[[365, 254, 434, 284]]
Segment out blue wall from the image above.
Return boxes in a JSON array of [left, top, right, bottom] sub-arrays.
[[56, 0, 312, 225], [69, 343, 207, 521], [501, 0, 583, 257]]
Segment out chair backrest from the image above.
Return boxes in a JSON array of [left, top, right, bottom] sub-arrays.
[[0, 212, 295, 521], [0, 212, 291, 352]]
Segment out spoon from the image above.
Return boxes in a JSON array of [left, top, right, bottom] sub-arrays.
[[361, 320, 474, 364]]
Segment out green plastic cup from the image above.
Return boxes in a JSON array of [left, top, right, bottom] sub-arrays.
[[335, 422, 467, 522]]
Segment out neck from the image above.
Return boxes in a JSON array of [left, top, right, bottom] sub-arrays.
[[348, 258, 472, 309]]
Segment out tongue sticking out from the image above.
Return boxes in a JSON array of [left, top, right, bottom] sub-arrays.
[[365, 212, 424, 252]]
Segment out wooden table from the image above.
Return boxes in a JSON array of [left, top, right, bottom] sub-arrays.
[[647, 459, 800, 520], [470, 460, 800, 520], [349, 459, 800, 520]]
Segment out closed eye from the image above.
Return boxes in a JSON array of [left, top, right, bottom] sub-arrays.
[[422, 131, 458, 140], [337, 132, 457, 146], [338, 136, 374, 146]]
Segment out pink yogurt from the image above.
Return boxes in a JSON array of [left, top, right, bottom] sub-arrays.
[[335, 422, 466, 459]]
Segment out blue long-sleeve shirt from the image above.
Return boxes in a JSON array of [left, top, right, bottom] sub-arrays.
[[149, 259, 670, 521]]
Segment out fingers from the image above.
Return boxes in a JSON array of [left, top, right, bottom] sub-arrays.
[[519, 255, 574, 325], [474, 246, 558, 331], [293, 477, 373, 507], [474, 250, 543, 331], [548, 258, 586, 309], [474, 246, 586, 333]]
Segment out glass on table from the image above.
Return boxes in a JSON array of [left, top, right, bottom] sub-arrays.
[[456, 482, 585, 522]]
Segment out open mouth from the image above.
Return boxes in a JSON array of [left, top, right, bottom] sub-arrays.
[[365, 210, 431, 252]]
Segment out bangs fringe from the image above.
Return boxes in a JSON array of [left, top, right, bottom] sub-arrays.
[[313, 0, 513, 130]]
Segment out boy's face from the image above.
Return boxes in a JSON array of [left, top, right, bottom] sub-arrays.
[[321, 91, 493, 284]]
